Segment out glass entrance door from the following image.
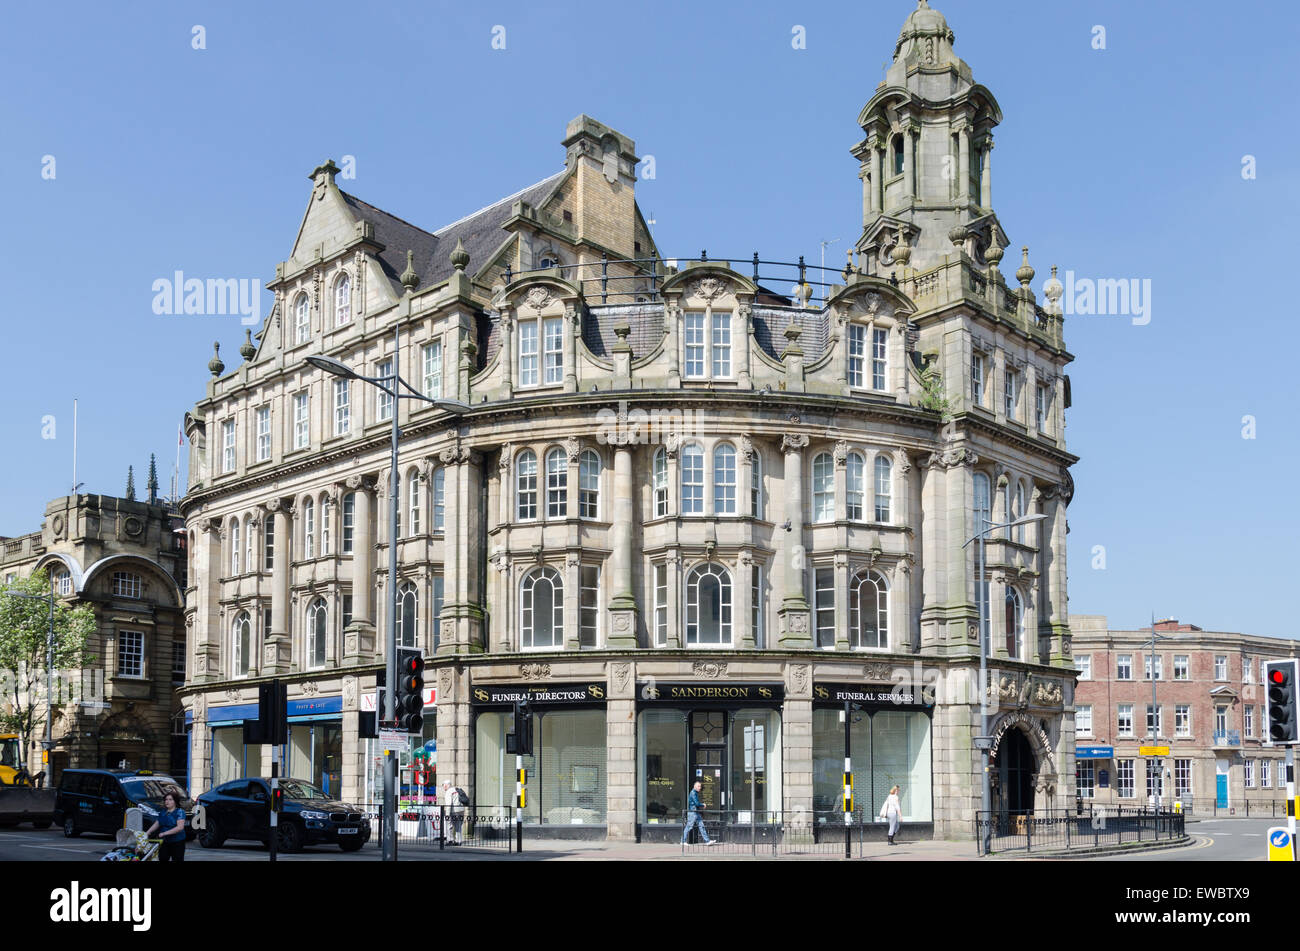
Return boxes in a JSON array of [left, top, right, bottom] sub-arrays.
[[690, 711, 727, 818]]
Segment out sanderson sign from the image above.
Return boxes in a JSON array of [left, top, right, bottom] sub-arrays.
[[813, 682, 932, 710], [638, 683, 785, 702], [470, 683, 606, 705]]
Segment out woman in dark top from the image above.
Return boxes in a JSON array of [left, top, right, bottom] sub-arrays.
[[145, 791, 187, 862]]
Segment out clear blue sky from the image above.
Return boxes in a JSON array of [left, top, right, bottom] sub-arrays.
[[0, 1, 1295, 635]]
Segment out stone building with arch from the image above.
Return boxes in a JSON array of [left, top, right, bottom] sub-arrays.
[[179, 1, 1079, 838], [0, 494, 187, 783]]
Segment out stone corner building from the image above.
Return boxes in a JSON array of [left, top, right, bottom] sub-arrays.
[[179, 1, 1078, 840], [0, 494, 187, 782]]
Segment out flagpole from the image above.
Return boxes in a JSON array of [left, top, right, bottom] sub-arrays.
[[72, 398, 78, 494]]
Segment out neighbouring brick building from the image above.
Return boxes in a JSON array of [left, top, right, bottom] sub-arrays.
[[180, 0, 1080, 840], [1071, 615, 1300, 813], [0, 494, 187, 785]]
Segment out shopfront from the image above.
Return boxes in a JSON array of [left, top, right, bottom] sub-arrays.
[[202, 695, 344, 791], [636, 682, 783, 835], [811, 682, 933, 828], [472, 683, 607, 829]]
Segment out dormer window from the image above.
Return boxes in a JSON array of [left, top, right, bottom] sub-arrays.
[[847, 324, 889, 391], [517, 316, 562, 387], [683, 311, 731, 380]]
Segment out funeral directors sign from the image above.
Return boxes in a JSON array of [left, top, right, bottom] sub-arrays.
[[470, 683, 606, 705], [637, 682, 784, 703], [813, 682, 931, 710]]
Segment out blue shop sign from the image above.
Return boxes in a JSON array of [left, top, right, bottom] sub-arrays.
[[206, 694, 343, 725], [1077, 745, 1113, 760]]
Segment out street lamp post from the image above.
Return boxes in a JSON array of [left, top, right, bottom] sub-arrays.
[[963, 511, 1048, 852], [307, 326, 468, 862], [1143, 617, 1170, 813], [3, 576, 57, 783]]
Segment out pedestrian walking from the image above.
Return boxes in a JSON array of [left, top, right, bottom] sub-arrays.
[[680, 780, 715, 846], [144, 791, 187, 862], [879, 785, 902, 845], [442, 780, 468, 845]]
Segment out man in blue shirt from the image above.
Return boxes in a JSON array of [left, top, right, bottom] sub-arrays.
[[680, 780, 715, 846]]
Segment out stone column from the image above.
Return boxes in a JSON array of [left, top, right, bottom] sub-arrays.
[[860, 168, 871, 223], [437, 441, 460, 655], [738, 550, 755, 650], [903, 126, 916, 201], [736, 302, 752, 389], [263, 502, 291, 675], [873, 144, 885, 211], [1042, 481, 1071, 664], [500, 311, 514, 397], [564, 551, 581, 651], [665, 549, 682, 649], [778, 434, 812, 647], [665, 300, 681, 387], [782, 663, 813, 834], [344, 476, 376, 665], [958, 124, 971, 207], [980, 138, 994, 209], [607, 445, 637, 647], [563, 303, 578, 393], [193, 519, 222, 682], [605, 661, 637, 840]]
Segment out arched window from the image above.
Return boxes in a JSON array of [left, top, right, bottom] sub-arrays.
[[1005, 587, 1024, 659], [874, 454, 893, 523], [54, 568, 72, 596], [751, 448, 763, 518], [232, 611, 252, 677], [432, 468, 445, 532], [892, 133, 905, 176], [521, 567, 563, 649], [846, 452, 865, 521], [303, 497, 315, 559], [849, 570, 889, 650], [307, 598, 327, 668], [686, 563, 732, 646], [579, 450, 600, 519], [653, 448, 668, 517], [342, 493, 355, 554], [407, 469, 421, 536], [334, 273, 351, 327], [713, 443, 736, 515], [812, 452, 834, 523], [397, 581, 418, 650], [230, 519, 241, 575], [516, 450, 538, 520], [545, 448, 568, 518], [680, 443, 704, 514], [320, 496, 332, 555], [294, 292, 309, 344], [1013, 482, 1027, 544]]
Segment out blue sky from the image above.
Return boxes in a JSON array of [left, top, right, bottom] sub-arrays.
[[0, 1, 1295, 635]]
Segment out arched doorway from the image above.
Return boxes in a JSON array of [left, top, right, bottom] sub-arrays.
[[992, 728, 1036, 818]]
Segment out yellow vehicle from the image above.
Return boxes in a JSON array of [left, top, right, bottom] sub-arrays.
[[0, 734, 28, 786]]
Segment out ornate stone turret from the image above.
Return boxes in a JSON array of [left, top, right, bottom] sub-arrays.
[[851, 1, 1006, 275]]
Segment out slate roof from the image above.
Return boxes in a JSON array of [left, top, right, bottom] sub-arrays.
[[340, 171, 567, 293]]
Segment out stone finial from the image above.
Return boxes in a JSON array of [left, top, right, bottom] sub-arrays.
[[892, 226, 912, 267], [948, 223, 968, 250], [985, 232, 1004, 268], [239, 328, 256, 362], [613, 321, 631, 340], [1016, 246, 1035, 289], [843, 249, 856, 280], [125, 465, 136, 501], [1043, 265, 1064, 316], [208, 342, 225, 377], [449, 238, 470, 272], [400, 249, 419, 291]]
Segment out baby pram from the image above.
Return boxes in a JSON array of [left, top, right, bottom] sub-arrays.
[[101, 829, 161, 862]]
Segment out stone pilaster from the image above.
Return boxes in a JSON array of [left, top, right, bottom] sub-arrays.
[[778, 433, 812, 647], [343, 476, 377, 665], [607, 446, 637, 647], [782, 662, 813, 834], [605, 660, 636, 840], [434, 665, 472, 797]]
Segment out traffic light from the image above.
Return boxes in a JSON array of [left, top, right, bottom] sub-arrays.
[[1266, 660, 1299, 744], [271, 777, 282, 812], [244, 679, 287, 745], [510, 699, 533, 756], [396, 649, 425, 734]]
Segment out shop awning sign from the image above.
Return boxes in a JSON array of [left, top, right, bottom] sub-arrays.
[[637, 682, 784, 702], [813, 682, 931, 710], [470, 683, 607, 705]]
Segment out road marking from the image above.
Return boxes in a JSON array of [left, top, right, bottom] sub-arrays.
[[21, 843, 97, 853]]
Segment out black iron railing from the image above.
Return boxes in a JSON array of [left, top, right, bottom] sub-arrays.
[[975, 806, 1187, 856], [358, 802, 517, 852], [679, 807, 906, 857]]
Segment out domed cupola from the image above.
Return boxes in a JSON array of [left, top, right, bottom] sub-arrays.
[[892, 0, 957, 71]]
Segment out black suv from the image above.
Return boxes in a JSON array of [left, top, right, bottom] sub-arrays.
[[55, 770, 195, 839], [196, 777, 370, 853]]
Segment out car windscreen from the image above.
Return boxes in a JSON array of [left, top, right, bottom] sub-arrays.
[[121, 779, 185, 803], [278, 779, 329, 801]]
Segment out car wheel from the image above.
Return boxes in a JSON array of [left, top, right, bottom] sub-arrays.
[[63, 818, 80, 838], [276, 821, 302, 853], [199, 818, 225, 849], [339, 836, 364, 852], [32, 819, 52, 830]]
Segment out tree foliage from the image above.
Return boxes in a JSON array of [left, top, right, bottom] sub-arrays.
[[0, 569, 96, 758]]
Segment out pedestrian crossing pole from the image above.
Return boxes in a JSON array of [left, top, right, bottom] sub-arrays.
[[843, 700, 854, 860], [1287, 746, 1296, 860], [516, 755, 525, 853]]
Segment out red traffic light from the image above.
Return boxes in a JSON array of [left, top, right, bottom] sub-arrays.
[[1272, 669, 1287, 685]]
